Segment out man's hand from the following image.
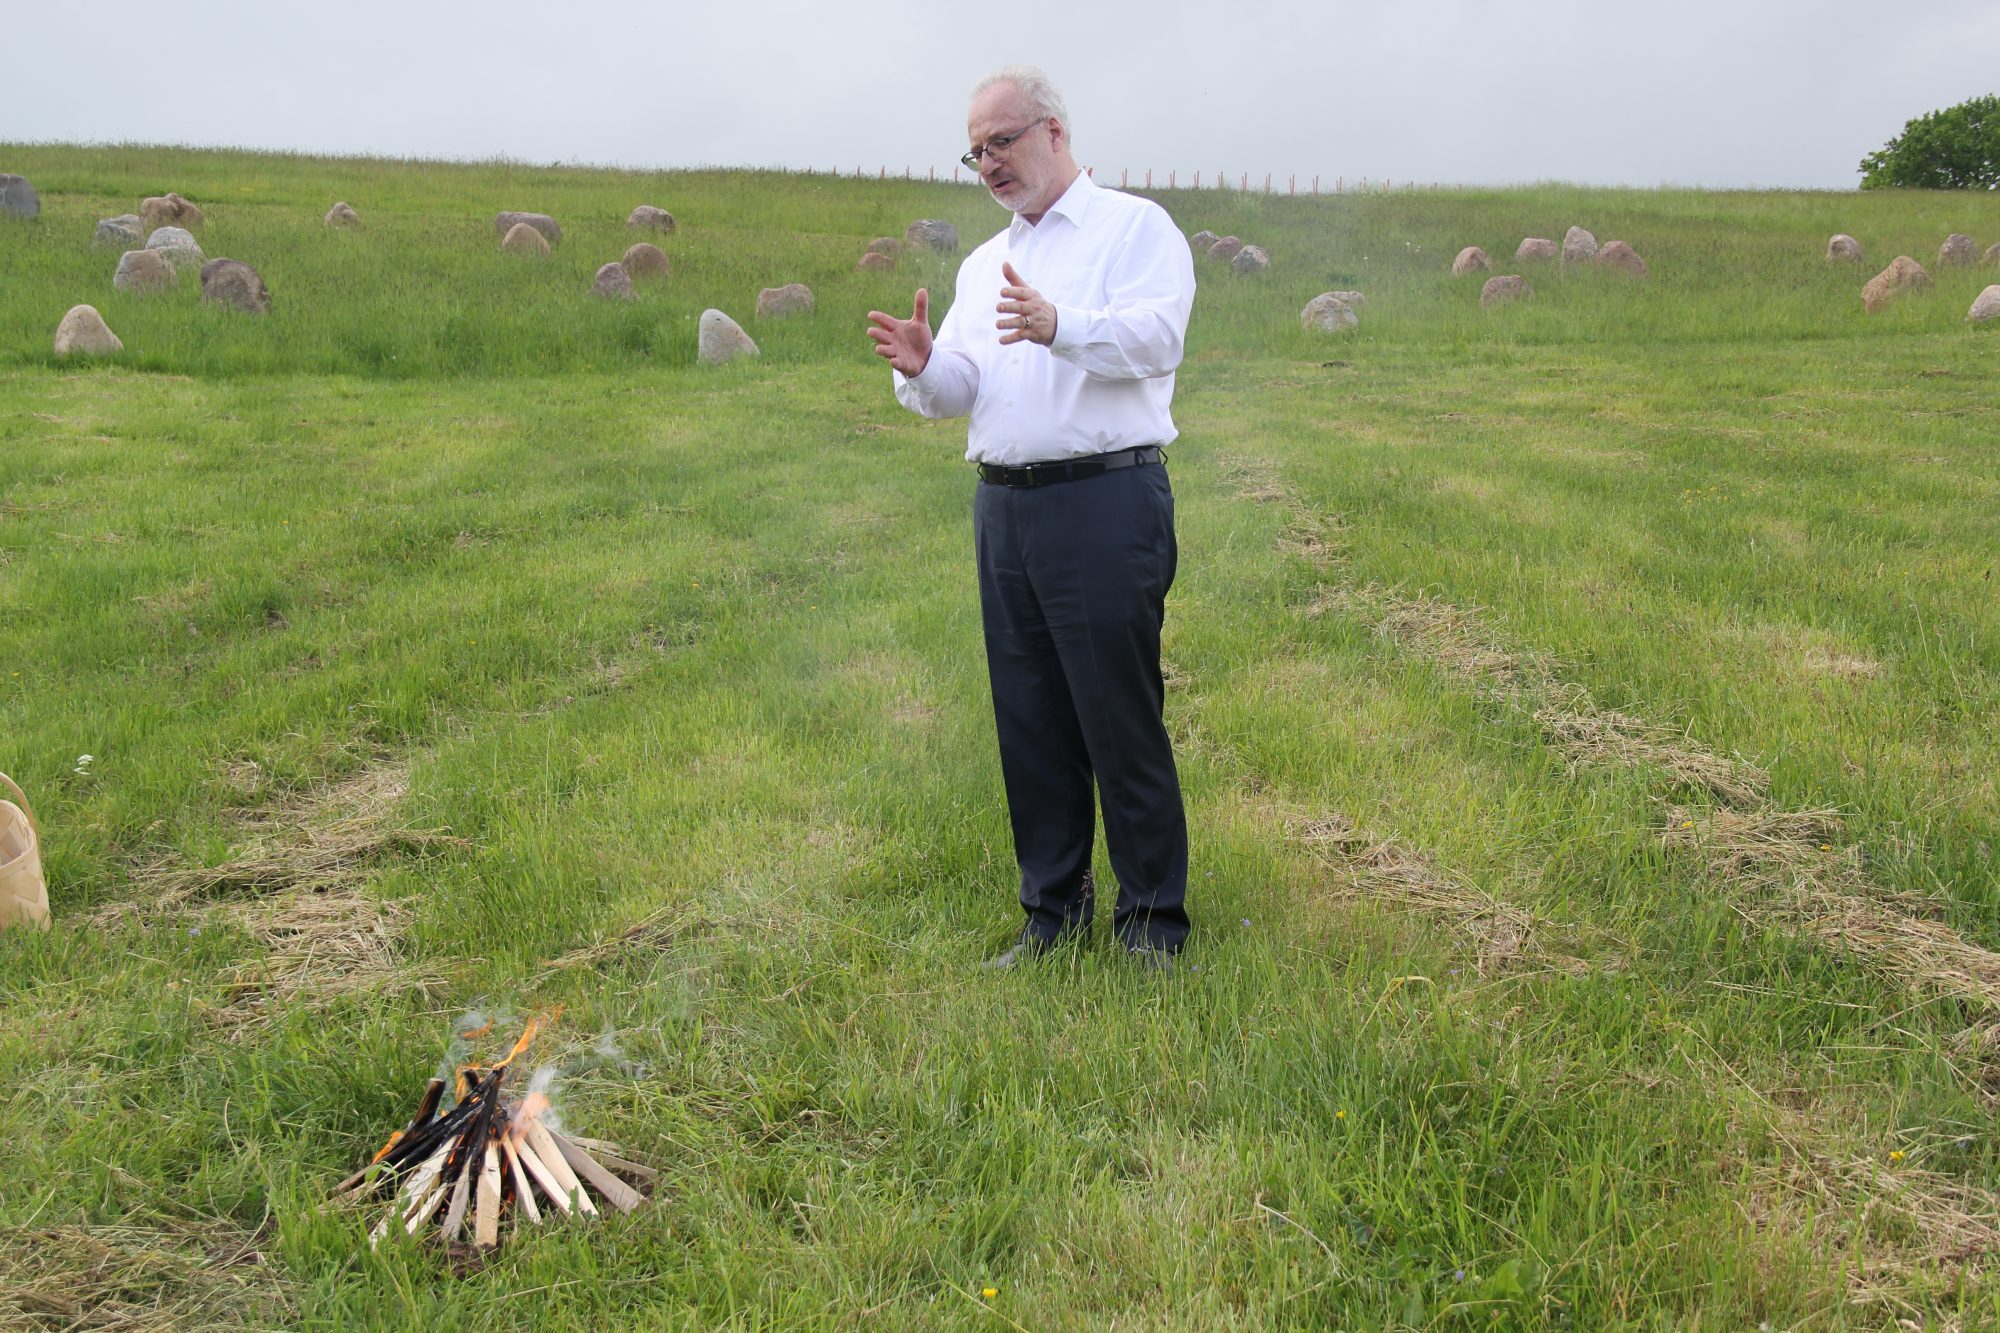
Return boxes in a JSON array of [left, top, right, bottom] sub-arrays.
[[867, 289, 933, 377], [997, 262, 1057, 346]]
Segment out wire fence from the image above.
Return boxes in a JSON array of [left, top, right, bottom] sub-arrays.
[[801, 165, 1446, 194]]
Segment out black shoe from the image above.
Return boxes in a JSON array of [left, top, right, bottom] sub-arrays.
[[982, 931, 1059, 971]]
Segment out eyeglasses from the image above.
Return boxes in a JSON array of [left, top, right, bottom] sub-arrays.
[[961, 120, 1048, 170]]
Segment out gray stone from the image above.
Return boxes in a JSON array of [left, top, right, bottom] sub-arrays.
[[95, 215, 144, 248], [1826, 234, 1863, 262], [697, 308, 759, 365], [141, 192, 202, 232], [856, 251, 895, 272], [1862, 255, 1929, 313], [144, 226, 205, 271], [1515, 237, 1558, 261], [113, 248, 177, 294], [628, 205, 676, 233], [904, 219, 959, 252], [1967, 285, 2000, 324], [500, 222, 550, 257], [495, 211, 561, 244], [1190, 230, 1219, 251], [1230, 244, 1270, 274], [0, 174, 39, 219], [199, 258, 272, 314], [1451, 246, 1490, 276], [324, 202, 361, 228], [1940, 233, 1978, 267], [53, 304, 121, 356], [756, 282, 814, 318], [590, 262, 634, 300], [622, 242, 668, 280], [1300, 293, 1358, 333], [1562, 226, 1598, 264], [1596, 240, 1648, 276], [1480, 275, 1531, 308], [1207, 235, 1244, 262]]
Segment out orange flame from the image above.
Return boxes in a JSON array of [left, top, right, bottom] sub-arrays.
[[507, 1091, 550, 1146]]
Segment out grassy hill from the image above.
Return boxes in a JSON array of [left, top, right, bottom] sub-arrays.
[[2, 143, 1998, 1329]]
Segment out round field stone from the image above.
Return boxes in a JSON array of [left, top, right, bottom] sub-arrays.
[[114, 247, 177, 294], [54, 304, 121, 355], [755, 283, 814, 318], [1481, 275, 1532, 308], [0, 174, 39, 220], [698, 308, 759, 365], [1451, 246, 1490, 276], [1301, 293, 1358, 333], [622, 242, 668, 280]]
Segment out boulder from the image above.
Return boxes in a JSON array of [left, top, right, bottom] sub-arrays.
[[856, 251, 896, 272], [95, 214, 144, 248], [628, 205, 676, 233], [53, 304, 121, 356], [904, 219, 959, 252], [1940, 233, 1977, 267], [1300, 293, 1358, 333], [199, 258, 272, 314], [590, 262, 634, 300], [0, 174, 39, 219], [1826, 234, 1863, 262], [1207, 235, 1244, 262], [755, 282, 814, 318], [1451, 246, 1490, 276], [865, 236, 901, 256], [141, 192, 202, 231], [324, 202, 361, 228], [1515, 237, 1558, 261], [1480, 275, 1531, 308], [1861, 255, 1930, 313], [697, 308, 758, 365], [1968, 285, 2000, 324], [144, 226, 205, 271], [1323, 290, 1366, 306], [622, 242, 668, 280], [1230, 245, 1270, 274], [1595, 240, 1648, 276], [500, 222, 550, 257], [495, 211, 561, 244], [1562, 226, 1598, 264], [1190, 229, 1219, 251], [113, 248, 177, 294]]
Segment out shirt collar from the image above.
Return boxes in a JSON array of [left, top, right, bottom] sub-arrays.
[[1008, 169, 1095, 238]]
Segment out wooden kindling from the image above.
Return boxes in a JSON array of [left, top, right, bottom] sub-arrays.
[[339, 1021, 653, 1251]]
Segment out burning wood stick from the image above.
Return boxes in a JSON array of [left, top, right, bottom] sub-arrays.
[[474, 1143, 503, 1249], [525, 1120, 598, 1216], [549, 1130, 643, 1213], [502, 1140, 542, 1225]]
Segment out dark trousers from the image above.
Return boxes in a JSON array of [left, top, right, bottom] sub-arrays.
[[973, 458, 1190, 952]]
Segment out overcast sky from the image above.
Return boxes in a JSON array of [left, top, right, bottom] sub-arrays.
[[6, 0, 1995, 190]]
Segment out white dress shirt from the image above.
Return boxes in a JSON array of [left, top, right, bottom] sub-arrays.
[[892, 172, 1196, 466]]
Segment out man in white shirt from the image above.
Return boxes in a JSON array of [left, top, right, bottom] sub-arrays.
[[867, 65, 1197, 970]]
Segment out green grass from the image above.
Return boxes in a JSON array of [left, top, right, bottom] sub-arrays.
[[2, 142, 1999, 1329]]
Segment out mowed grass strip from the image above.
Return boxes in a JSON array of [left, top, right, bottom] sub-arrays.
[[2, 145, 1999, 1327]]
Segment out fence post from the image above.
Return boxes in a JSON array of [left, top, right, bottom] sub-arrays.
[[1241, 172, 1248, 191], [1146, 169, 1152, 188], [1193, 171, 1200, 188], [1312, 175, 1318, 194], [1121, 168, 1127, 188], [1169, 170, 1175, 188]]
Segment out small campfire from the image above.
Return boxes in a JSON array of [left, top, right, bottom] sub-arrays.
[[332, 1017, 654, 1249]]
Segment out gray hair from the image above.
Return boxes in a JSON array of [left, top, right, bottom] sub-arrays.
[[972, 65, 1071, 140]]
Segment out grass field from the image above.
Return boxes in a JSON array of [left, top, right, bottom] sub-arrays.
[[3, 142, 1999, 1330]]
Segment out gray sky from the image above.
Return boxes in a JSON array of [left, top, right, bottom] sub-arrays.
[[6, 0, 1996, 189]]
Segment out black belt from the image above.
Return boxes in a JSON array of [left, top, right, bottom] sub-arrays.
[[977, 446, 1164, 488]]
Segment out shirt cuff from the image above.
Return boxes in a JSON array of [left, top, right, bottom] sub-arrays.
[[1047, 304, 1086, 357]]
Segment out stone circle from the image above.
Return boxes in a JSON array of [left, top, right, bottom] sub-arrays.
[[1300, 293, 1358, 333], [54, 305, 121, 356], [1515, 238, 1557, 261], [145, 226, 205, 271], [113, 248, 177, 294], [756, 283, 814, 318], [1826, 234, 1863, 262], [324, 202, 361, 228], [1207, 236, 1244, 262], [1230, 245, 1270, 275], [141, 192, 202, 232], [1940, 234, 1977, 267], [501, 222, 550, 257], [495, 211, 561, 244], [1190, 230, 1219, 251], [590, 263, 635, 300], [622, 242, 668, 280], [698, 309, 759, 365], [95, 215, 144, 248], [1481, 275, 1531, 308], [1451, 246, 1490, 276], [1861, 255, 1931, 313], [1967, 285, 2000, 324], [904, 219, 959, 252], [628, 205, 676, 233], [1595, 240, 1647, 276], [0, 174, 39, 219], [1562, 226, 1599, 264], [200, 258, 272, 314]]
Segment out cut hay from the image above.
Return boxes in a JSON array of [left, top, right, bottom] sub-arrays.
[[0, 1219, 292, 1330], [1289, 811, 1578, 976], [206, 888, 446, 1034], [1664, 808, 2000, 1012], [1306, 585, 1549, 696], [1537, 699, 1767, 807], [536, 903, 707, 979]]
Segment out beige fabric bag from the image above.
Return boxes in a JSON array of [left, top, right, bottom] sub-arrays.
[[1, 773, 51, 932]]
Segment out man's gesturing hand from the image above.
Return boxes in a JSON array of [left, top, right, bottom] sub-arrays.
[[867, 289, 933, 377], [996, 261, 1057, 346]]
